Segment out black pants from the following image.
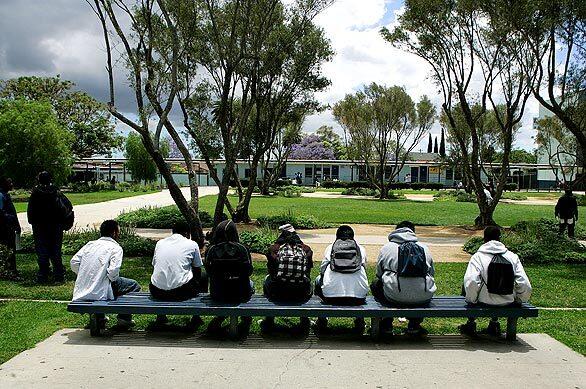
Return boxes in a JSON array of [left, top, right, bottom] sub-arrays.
[[0, 230, 17, 273], [559, 222, 576, 239], [150, 271, 209, 301], [314, 275, 365, 306], [263, 276, 313, 303], [32, 224, 64, 280], [370, 279, 423, 328]]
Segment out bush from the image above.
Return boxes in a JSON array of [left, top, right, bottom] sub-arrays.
[[433, 191, 476, 203], [117, 206, 214, 229], [341, 187, 379, 197], [0, 244, 16, 279], [463, 219, 586, 264], [256, 212, 329, 229], [19, 226, 157, 257], [70, 181, 161, 193], [240, 228, 277, 254], [9, 189, 30, 203], [504, 182, 518, 191], [501, 192, 528, 201], [274, 186, 302, 198]]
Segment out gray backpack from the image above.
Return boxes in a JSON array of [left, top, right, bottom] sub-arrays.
[[330, 238, 362, 273]]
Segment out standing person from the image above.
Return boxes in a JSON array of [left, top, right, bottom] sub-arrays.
[[0, 177, 21, 278], [261, 224, 313, 332], [204, 220, 254, 332], [149, 221, 208, 328], [28, 171, 73, 283], [459, 226, 532, 336], [370, 221, 437, 336], [314, 225, 369, 333], [555, 186, 579, 239], [70, 220, 141, 329]]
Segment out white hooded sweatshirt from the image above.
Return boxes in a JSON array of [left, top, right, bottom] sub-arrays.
[[375, 228, 436, 305], [464, 240, 532, 306]]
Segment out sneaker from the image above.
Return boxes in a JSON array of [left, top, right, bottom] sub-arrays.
[[315, 317, 328, 332], [187, 316, 204, 330], [259, 318, 275, 333], [353, 318, 366, 334], [458, 320, 477, 336], [116, 318, 136, 329], [155, 315, 169, 325], [482, 320, 502, 337], [406, 326, 428, 337], [207, 317, 226, 334], [380, 318, 393, 336]]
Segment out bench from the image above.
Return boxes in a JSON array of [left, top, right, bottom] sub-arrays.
[[67, 293, 538, 340]]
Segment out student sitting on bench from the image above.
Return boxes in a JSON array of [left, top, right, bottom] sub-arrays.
[[204, 220, 254, 332], [314, 225, 368, 333], [149, 221, 208, 328], [261, 224, 313, 331], [70, 220, 141, 329], [370, 221, 436, 336], [459, 226, 532, 336]]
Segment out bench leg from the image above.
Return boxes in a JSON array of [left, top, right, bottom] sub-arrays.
[[89, 314, 105, 337], [506, 317, 518, 341], [229, 316, 239, 340], [370, 318, 381, 340]]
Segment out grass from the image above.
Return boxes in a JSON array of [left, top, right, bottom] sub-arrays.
[[198, 195, 580, 227], [13, 190, 160, 213]]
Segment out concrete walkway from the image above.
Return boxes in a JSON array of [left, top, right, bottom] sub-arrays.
[[0, 330, 584, 388], [17, 187, 219, 232]]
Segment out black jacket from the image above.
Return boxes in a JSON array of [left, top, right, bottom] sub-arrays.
[[0, 190, 20, 234], [555, 194, 579, 220], [27, 184, 68, 226]]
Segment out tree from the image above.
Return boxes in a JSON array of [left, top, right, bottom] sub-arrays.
[[0, 76, 123, 158], [427, 133, 433, 153], [439, 128, 446, 157], [494, 149, 537, 164], [124, 133, 169, 184], [536, 116, 578, 185], [316, 125, 347, 159], [433, 137, 439, 153], [383, 0, 538, 226], [0, 100, 73, 188], [290, 134, 335, 160], [334, 83, 435, 199]]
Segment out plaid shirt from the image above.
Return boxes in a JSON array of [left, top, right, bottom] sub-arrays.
[[267, 242, 313, 283]]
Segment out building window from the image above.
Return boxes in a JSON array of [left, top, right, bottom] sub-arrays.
[[305, 166, 313, 178], [332, 165, 339, 180], [323, 166, 331, 179], [244, 168, 251, 178], [446, 168, 454, 180]]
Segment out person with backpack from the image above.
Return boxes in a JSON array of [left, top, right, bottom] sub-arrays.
[[459, 226, 532, 336], [204, 220, 254, 333], [261, 224, 313, 332], [370, 221, 436, 336], [0, 177, 21, 278], [555, 186, 579, 239], [314, 225, 368, 333], [27, 171, 74, 283]]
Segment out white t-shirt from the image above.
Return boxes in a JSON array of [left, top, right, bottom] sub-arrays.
[[71, 237, 123, 301], [320, 243, 369, 298], [151, 234, 203, 291]]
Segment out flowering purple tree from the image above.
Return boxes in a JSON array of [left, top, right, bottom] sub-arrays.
[[289, 134, 335, 160], [166, 136, 183, 159]]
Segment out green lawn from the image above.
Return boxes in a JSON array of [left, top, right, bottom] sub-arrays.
[[199, 195, 577, 227], [0, 254, 584, 363], [14, 190, 160, 213]]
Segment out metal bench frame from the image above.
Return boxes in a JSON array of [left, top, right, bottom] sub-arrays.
[[68, 293, 538, 340]]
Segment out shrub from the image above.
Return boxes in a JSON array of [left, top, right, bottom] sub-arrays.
[[504, 182, 518, 191], [0, 244, 16, 279], [501, 192, 528, 201], [256, 212, 329, 229], [274, 186, 302, 198], [240, 228, 278, 254], [433, 191, 475, 203], [117, 206, 214, 229], [9, 189, 30, 203], [70, 181, 161, 193], [341, 187, 379, 197], [463, 219, 586, 264]]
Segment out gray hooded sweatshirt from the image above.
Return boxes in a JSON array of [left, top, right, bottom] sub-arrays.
[[375, 227, 437, 305]]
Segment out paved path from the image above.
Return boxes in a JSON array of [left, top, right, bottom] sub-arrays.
[[17, 187, 219, 232], [0, 330, 583, 388]]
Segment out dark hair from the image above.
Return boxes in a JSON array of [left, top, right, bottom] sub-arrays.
[[483, 225, 501, 243], [100, 220, 120, 238], [38, 171, 52, 185], [397, 220, 415, 232], [172, 221, 190, 236], [336, 225, 354, 240]]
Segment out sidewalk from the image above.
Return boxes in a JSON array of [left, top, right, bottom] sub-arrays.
[[1, 330, 584, 388], [17, 187, 219, 232]]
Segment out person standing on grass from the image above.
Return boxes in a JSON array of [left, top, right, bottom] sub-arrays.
[[149, 221, 208, 329], [70, 220, 141, 329], [0, 177, 21, 278], [370, 221, 437, 336], [314, 225, 368, 333], [261, 224, 313, 332], [204, 220, 254, 333], [459, 226, 532, 336], [555, 186, 579, 239], [27, 171, 73, 283]]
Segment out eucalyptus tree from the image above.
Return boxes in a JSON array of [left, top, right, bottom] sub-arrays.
[[383, 0, 539, 225], [333, 83, 435, 199]]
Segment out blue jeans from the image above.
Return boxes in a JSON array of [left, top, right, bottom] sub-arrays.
[[33, 224, 64, 281], [111, 277, 141, 320]]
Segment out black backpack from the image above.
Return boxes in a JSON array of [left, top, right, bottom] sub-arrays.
[[396, 242, 429, 292], [330, 238, 362, 273], [57, 193, 74, 231], [486, 254, 515, 295], [206, 242, 249, 282]]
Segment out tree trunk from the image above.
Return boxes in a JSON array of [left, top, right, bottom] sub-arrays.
[[233, 157, 261, 223]]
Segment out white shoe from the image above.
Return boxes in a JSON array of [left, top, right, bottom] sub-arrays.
[[117, 318, 136, 328]]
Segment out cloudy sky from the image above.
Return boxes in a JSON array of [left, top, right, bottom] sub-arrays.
[[0, 0, 539, 151]]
